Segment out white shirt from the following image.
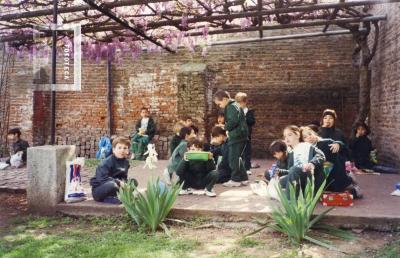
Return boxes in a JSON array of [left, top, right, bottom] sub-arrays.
[[292, 142, 312, 168], [140, 117, 149, 131]]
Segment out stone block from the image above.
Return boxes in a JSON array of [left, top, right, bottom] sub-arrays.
[[27, 145, 76, 215]]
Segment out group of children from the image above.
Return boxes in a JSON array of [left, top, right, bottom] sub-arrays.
[[162, 90, 256, 197], [91, 93, 399, 203], [4, 91, 392, 204]]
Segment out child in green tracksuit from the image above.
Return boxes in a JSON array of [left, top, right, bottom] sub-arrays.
[[163, 126, 197, 185], [213, 90, 249, 187], [131, 107, 156, 160], [176, 139, 218, 197]]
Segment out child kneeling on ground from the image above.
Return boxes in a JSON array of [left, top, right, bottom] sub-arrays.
[[90, 136, 138, 204], [176, 139, 218, 197]]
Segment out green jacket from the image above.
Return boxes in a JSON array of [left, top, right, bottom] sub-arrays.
[[167, 140, 187, 173], [224, 100, 248, 145]]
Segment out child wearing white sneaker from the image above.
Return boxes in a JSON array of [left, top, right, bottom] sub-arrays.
[[176, 139, 218, 197]]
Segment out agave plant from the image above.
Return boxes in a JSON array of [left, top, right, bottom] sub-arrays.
[[117, 178, 181, 233], [248, 178, 355, 249]]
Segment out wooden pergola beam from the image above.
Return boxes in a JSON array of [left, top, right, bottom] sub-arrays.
[[82, 0, 174, 53], [185, 15, 386, 37], [208, 29, 367, 46], [138, 0, 400, 28], [0, 0, 171, 22]]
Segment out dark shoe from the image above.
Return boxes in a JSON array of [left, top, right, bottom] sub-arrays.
[[103, 196, 122, 204]]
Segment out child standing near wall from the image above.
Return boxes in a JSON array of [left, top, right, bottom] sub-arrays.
[[213, 90, 249, 187], [235, 92, 255, 175], [90, 136, 138, 204], [6, 128, 30, 166], [131, 107, 156, 160], [176, 139, 218, 197]]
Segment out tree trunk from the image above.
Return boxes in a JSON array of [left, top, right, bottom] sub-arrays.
[[355, 64, 371, 124]]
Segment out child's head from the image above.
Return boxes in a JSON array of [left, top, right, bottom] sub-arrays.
[[179, 127, 196, 141], [269, 140, 287, 161], [235, 92, 248, 108], [187, 139, 203, 151], [112, 136, 130, 159], [182, 116, 193, 127], [140, 107, 150, 118], [354, 121, 370, 137], [213, 90, 231, 109], [173, 121, 186, 135], [300, 126, 319, 145], [7, 128, 21, 141], [211, 126, 227, 144], [217, 112, 225, 125], [283, 125, 301, 147], [321, 109, 337, 128]]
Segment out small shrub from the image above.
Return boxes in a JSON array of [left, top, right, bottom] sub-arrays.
[[118, 178, 181, 233], [249, 178, 355, 249]]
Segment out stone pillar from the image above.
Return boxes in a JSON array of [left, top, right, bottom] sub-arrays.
[[177, 63, 214, 137], [27, 145, 76, 214]]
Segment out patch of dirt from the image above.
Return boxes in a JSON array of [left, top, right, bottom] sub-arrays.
[[0, 192, 27, 230], [171, 222, 398, 258]]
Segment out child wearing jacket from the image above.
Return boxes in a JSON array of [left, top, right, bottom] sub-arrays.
[[131, 107, 156, 160], [213, 90, 249, 187], [281, 125, 326, 198], [90, 137, 138, 204], [176, 139, 218, 197]]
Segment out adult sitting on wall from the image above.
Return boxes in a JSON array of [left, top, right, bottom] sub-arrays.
[[131, 107, 156, 160]]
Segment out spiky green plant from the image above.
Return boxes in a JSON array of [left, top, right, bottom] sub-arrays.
[[117, 178, 181, 233], [248, 178, 355, 249]]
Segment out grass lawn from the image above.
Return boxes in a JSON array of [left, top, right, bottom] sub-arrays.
[[0, 215, 399, 258]]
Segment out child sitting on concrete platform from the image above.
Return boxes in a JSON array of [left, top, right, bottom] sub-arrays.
[[176, 139, 218, 197], [164, 126, 197, 185], [90, 136, 138, 204], [265, 140, 289, 182], [131, 107, 156, 160]]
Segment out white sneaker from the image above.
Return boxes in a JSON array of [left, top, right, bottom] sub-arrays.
[[179, 188, 193, 195], [241, 180, 249, 186], [223, 180, 242, 187], [246, 170, 252, 175], [163, 168, 171, 185], [205, 188, 217, 197]]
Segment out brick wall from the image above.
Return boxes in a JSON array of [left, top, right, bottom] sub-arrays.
[[369, 3, 400, 167], [6, 31, 359, 159]]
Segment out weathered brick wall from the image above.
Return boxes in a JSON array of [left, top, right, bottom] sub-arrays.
[[369, 3, 400, 167], [7, 31, 359, 159]]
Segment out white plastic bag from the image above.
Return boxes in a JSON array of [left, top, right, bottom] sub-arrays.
[[10, 151, 23, 168], [266, 177, 281, 201], [64, 158, 86, 203], [250, 181, 268, 197], [0, 162, 9, 170]]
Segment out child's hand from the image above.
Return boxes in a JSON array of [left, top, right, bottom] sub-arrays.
[[303, 163, 315, 173], [119, 180, 125, 188], [208, 152, 213, 160], [329, 143, 340, 153], [183, 153, 188, 161]]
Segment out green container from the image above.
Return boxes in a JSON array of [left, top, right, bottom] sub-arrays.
[[186, 151, 209, 161]]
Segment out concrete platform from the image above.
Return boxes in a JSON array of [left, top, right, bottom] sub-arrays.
[[56, 159, 400, 231]]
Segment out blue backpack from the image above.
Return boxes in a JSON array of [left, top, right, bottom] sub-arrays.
[[96, 136, 112, 159]]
